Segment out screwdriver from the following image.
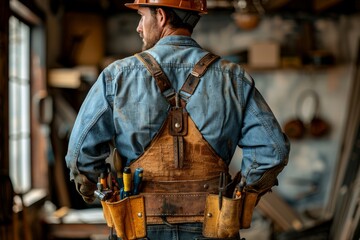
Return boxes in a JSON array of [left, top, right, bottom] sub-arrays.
[[133, 168, 143, 195], [122, 167, 132, 199], [100, 172, 107, 189], [113, 149, 124, 190]]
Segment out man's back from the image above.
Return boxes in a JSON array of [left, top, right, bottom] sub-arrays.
[[66, 35, 288, 186], [104, 36, 245, 164]]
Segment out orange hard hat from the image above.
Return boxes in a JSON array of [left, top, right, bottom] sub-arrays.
[[125, 0, 208, 14]]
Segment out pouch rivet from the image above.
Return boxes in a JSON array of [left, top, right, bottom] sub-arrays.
[[207, 213, 212, 217], [137, 212, 142, 218], [175, 123, 180, 128]]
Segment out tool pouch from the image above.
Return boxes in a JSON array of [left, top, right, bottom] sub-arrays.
[[238, 163, 288, 229], [104, 194, 146, 240], [203, 194, 242, 238], [101, 201, 114, 228], [239, 191, 259, 229]]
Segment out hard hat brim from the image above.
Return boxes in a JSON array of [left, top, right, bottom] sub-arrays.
[[124, 2, 208, 14]]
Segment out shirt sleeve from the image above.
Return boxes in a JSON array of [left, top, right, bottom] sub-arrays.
[[238, 72, 290, 185], [65, 71, 115, 183]]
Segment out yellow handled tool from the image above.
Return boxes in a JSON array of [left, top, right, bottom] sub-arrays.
[[121, 167, 132, 199]]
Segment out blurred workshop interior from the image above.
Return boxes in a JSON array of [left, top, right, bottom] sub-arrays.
[[0, 0, 360, 239]]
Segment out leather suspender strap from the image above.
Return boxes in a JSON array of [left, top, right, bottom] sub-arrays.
[[180, 53, 219, 100], [135, 52, 175, 101], [135, 52, 219, 104]]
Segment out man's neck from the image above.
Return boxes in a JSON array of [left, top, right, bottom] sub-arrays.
[[161, 27, 191, 38]]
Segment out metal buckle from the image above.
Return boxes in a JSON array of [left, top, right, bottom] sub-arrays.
[[191, 70, 201, 78]]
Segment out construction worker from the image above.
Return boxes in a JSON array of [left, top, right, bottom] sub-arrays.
[[65, 0, 290, 239]]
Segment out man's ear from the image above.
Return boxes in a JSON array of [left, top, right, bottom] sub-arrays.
[[156, 8, 167, 27]]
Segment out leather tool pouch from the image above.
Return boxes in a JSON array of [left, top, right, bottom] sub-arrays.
[[101, 201, 114, 228], [103, 194, 146, 240], [203, 163, 287, 235], [239, 191, 259, 229], [203, 191, 259, 238], [203, 194, 242, 238]]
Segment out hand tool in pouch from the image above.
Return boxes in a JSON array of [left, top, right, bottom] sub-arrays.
[[218, 172, 227, 210], [94, 171, 112, 201], [133, 168, 143, 195], [113, 148, 124, 190], [121, 167, 132, 199]]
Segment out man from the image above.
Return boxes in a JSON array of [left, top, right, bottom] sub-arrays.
[[65, 0, 290, 239]]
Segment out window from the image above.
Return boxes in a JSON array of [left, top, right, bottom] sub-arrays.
[[9, 16, 31, 193]]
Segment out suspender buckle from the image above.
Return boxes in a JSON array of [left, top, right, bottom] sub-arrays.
[[163, 89, 175, 100], [191, 70, 201, 78]]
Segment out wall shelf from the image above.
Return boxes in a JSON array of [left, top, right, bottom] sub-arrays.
[[242, 64, 336, 73]]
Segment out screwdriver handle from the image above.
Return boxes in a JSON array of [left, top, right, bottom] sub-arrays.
[[123, 167, 132, 198], [133, 168, 143, 195]]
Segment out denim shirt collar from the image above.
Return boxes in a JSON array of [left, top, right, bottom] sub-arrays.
[[155, 35, 201, 48]]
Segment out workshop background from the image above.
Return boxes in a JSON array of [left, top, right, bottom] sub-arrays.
[[0, 0, 359, 239]]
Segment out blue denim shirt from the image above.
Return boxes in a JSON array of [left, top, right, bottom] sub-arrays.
[[65, 35, 290, 185]]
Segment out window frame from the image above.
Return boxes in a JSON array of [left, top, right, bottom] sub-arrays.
[[8, 0, 48, 194], [8, 15, 32, 193]]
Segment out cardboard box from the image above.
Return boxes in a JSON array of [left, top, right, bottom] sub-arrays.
[[249, 42, 280, 68]]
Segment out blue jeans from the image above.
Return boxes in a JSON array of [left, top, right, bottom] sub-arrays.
[[145, 223, 242, 240]]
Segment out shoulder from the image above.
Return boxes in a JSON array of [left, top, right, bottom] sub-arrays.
[[102, 55, 144, 80], [211, 57, 254, 85]]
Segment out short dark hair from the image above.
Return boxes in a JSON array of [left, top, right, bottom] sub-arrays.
[[149, 7, 196, 33]]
